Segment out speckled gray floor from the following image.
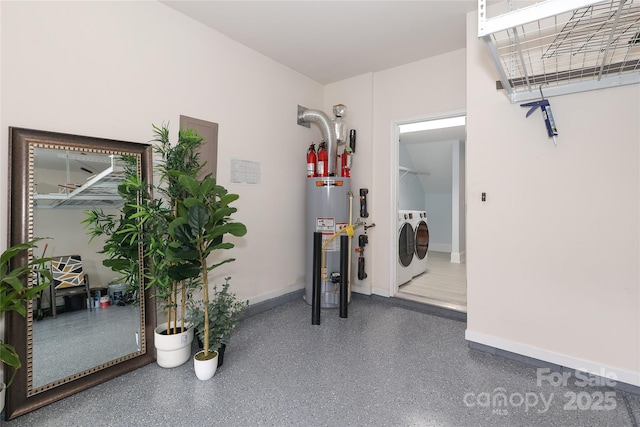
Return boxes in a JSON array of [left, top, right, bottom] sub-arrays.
[[4, 297, 639, 426], [32, 305, 140, 388]]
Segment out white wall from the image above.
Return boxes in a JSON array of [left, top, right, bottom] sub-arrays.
[[452, 140, 466, 262], [424, 193, 452, 252], [398, 145, 426, 211], [0, 1, 324, 308], [370, 50, 467, 296], [407, 140, 454, 251], [466, 11, 640, 386], [323, 73, 374, 294]]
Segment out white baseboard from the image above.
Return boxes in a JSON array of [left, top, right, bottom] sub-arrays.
[[466, 330, 640, 387], [351, 284, 371, 296], [371, 286, 391, 297], [450, 251, 466, 263], [429, 243, 452, 252], [248, 283, 304, 306], [249, 283, 372, 305]]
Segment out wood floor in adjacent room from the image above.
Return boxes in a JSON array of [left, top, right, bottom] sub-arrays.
[[397, 250, 467, 312]]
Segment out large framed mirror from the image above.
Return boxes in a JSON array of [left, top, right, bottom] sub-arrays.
[[5, 127, 156, 420]]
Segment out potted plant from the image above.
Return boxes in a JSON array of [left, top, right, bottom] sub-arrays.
[[187, 277, 247, 368], [84, 124, 206, 368], [168, 173, 246, 380], [0, 239, 51, 412], [83, 155, 145, 295]]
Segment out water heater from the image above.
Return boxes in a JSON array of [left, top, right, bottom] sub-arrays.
[[305, 176, 350, 308]]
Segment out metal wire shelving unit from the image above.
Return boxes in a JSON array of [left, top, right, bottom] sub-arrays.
[[478, 0, 640, 102]]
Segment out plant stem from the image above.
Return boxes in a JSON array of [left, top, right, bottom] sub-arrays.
[[172, 280, 178, 334], [201, 242, 209, 358], [166, 298, 171, 335], [181, 282, 186, 333]]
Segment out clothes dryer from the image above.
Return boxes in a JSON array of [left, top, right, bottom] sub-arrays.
[[397, 210, 414, 286], [411, 210, 429, 278]]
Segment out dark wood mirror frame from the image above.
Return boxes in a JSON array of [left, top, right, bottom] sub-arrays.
[[5, 127, 156, 420]]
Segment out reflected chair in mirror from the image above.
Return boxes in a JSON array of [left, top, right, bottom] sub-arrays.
[[50, 255, 92, 318]]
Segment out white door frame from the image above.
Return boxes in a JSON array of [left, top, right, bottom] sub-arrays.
[[390, 109, 467, 298]]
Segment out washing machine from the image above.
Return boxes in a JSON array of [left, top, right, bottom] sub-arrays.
[[411, 210, 429, 278], [397, 210, 415, 286]]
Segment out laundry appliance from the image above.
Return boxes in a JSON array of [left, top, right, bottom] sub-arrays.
[[410, 210, 429, 278], [397, 210, 415, 286]]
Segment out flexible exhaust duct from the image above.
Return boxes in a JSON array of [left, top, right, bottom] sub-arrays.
[[298, 105, 346, 176]]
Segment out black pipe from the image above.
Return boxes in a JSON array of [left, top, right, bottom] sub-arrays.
[[358, 256, 367, 280], [339, 234, 348, 318], [349, 129, 356, 153], [359, 188, 369, 218], [312, 232, 322, 325]]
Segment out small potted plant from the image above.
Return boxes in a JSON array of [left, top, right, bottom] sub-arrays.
[[1, 239, 51, 412], [187, 277, 247, 367]]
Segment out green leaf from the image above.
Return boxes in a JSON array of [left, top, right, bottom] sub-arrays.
[[168, 216, 188, 236], [173, 223, 196, 243], [219, 193, 239, 207], [187, 205, 209, 235], [199, 177, 218, 198], [167, 246, 200, 261], [207, 223, 247, 242], [207, 242, 234, 252], [168, 263, 200, 280], [183, 197, 202, 209], [178, 174, 200, 196], [0, 343, 21, 369], [208, 258, 236, 271]]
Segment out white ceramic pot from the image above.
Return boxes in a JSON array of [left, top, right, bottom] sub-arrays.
[[154, 322, 194, 368], [193, 350, 218, 380]]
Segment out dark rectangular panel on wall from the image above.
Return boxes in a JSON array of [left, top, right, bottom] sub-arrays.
[[180, 115, 218, 179]]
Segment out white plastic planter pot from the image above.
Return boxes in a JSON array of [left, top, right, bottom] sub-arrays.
[[154, 322, 194, 368], [193, 350, 218, 380]]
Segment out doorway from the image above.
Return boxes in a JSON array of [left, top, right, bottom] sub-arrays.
[[392, 113, 467, 312]]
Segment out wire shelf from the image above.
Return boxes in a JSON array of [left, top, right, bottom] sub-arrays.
[[479, 0, 640, 102]]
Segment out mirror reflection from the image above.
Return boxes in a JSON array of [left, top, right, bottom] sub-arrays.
[[30, 146, 142, 390]]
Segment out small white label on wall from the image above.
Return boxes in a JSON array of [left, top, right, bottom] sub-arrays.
[[230, 158, 261, 185]]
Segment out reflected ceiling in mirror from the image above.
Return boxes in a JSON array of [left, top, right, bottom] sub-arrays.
[[33, 148, 127, 209]]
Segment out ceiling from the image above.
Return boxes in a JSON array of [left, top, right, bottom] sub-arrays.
[[399, 125, 466, 145], [160, 1, 473, 193], [160, 1, 481, 85]]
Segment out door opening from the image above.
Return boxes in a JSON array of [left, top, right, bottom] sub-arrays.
[[392, 113, 467, 312]]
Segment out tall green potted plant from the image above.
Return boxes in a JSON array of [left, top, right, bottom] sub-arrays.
[[84, 124, 206, 368], [1, 239, 51, 411], [168, 173, 246, 380]]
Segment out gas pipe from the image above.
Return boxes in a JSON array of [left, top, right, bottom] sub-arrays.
[[307, 143, 317, 178], [316, 142, 328, 177]]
